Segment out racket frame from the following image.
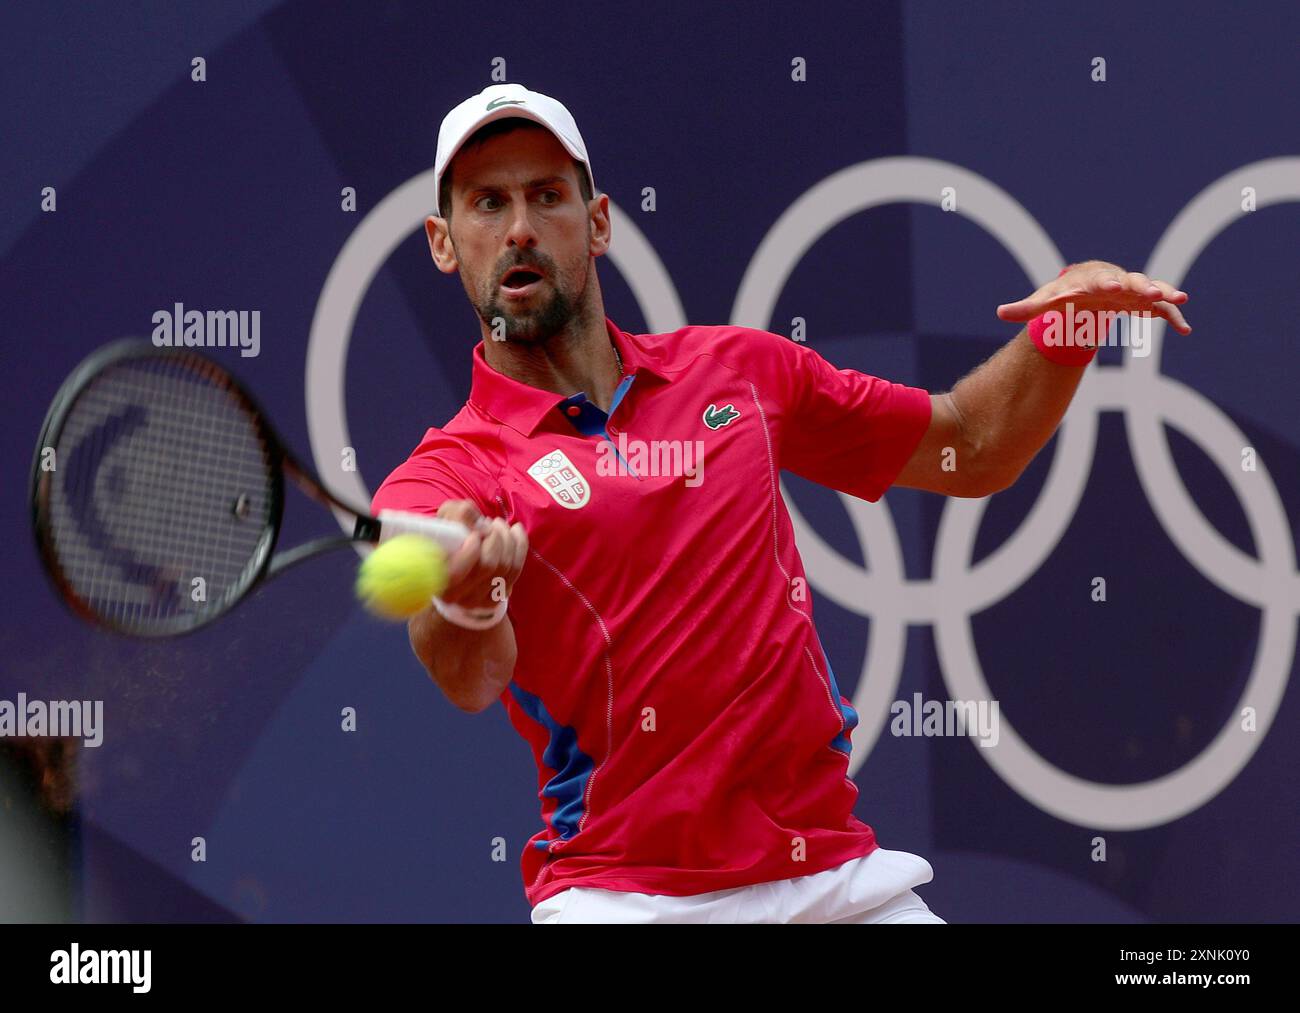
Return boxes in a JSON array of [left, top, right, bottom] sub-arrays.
[[30, 339, 383, 637]]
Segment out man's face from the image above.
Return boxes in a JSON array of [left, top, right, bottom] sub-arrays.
[[440, 127, 595, 344]]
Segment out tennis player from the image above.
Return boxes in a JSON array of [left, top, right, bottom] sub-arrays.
[[372, 83, 1192, 924]]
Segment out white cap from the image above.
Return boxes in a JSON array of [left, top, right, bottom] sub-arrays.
[[433, 82, 595, 217]]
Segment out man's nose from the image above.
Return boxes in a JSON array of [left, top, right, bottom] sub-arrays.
[[504, 201, 539, 248]]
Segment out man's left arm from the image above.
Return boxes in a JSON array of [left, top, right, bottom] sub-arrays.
[[894, 261, 1192, 497]]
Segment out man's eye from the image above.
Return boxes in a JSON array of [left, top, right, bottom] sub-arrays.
[[539, 191, 559, 204], [476, 195, 501, 210]]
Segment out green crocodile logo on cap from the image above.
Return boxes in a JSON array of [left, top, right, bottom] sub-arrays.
[[486, 97, 526, 111]]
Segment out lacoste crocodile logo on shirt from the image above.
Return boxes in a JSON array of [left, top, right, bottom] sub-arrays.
[[702, 403, 741, 430]]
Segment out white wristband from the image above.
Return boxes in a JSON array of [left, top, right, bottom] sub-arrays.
[[432, 595, 508, 630]]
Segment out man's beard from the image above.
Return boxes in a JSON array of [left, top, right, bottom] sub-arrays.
[[478, 274, 581, 346]]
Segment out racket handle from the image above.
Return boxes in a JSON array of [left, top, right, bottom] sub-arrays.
[[376, 509, 475, 554]]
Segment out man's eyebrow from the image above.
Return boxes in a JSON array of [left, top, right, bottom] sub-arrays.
[[467, 175, 570, 193]]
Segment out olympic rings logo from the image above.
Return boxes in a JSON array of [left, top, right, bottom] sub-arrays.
[[306, 156, 1299, 832]]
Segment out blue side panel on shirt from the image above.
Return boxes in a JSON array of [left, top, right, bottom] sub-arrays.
[[507, 683, 595, 849], [816, 635, 859, 756]]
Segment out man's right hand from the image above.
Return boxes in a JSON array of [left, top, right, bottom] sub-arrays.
[[405, 500, 526, 713], [433, 500, 529, 611]]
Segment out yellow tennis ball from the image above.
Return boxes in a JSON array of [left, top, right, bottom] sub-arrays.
[[355, 533, 450, 620]]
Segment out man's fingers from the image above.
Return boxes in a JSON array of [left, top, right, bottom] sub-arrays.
[[997, 275, 1086, 321], [509, 522, 529, 575], [999, 265, 1192, 329], [1121, 274, 1191, 318], [996, 298, 1043, 322], [1126, 271, 1163, 299], [445, 529, 482, 588], [481, 519, 528, 592], [441, 518, 527, 608], [435, 498, 482, 532], [1152, 280, 1189, 304], [1153, 301, 1193, 334], [998, 289, 1073, 321], [478, 519, 506, 570], [1095, 271, 1125, 293]]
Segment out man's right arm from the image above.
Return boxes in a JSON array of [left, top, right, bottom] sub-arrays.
[[404, 500, 529, 713], [408, 604, 517, 713]]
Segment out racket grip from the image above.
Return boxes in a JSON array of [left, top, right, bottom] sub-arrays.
[[376, 509, 473, 554]]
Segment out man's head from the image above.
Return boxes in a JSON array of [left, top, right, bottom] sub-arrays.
[[438, 119, 594, 229], [427, 86, 608, 345]]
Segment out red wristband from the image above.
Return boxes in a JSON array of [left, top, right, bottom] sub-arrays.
[[1028, 266, 1101, 367]]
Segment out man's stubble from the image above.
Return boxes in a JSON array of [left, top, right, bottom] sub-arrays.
[[459, 237, 594, 348]]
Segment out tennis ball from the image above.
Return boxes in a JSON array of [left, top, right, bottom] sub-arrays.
[[355, 533, 450, 620]]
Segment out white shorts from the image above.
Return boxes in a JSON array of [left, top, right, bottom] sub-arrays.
[[530, 847, 944, 924]]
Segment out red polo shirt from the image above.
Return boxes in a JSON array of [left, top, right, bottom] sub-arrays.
[[371, 317, 932, 907]]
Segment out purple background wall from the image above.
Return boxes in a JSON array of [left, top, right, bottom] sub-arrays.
[[1, 0, 1296, 922]]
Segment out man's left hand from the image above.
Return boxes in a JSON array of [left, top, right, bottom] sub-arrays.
[[996, 260, 1192, 335]]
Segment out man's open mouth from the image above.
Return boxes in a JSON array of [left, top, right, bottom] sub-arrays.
[[501, 268, 545, 291]]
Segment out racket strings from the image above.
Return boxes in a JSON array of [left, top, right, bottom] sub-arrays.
[[44, 354, 276, 634]]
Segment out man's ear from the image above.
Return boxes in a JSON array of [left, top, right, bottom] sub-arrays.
[[587, 193, 611, 259], [426, 216, 458, 274]]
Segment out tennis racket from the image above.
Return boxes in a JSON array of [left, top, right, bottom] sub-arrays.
[[30, 339, 471, 638]]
